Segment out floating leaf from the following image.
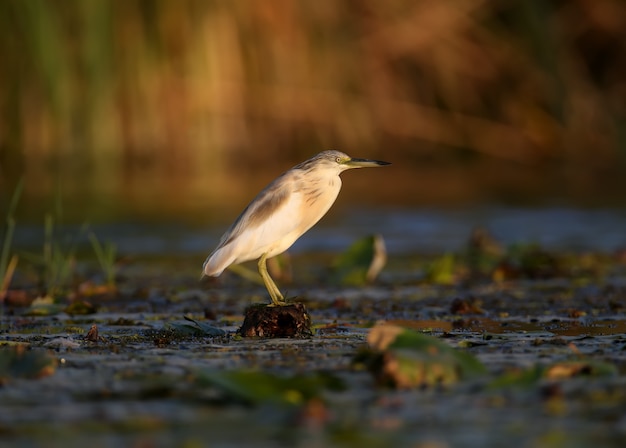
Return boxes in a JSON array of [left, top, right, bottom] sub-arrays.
[[331, 234, 386, 286], [0, 346, 57, 383], [358, 324, 485, 388], [487, 365, 545, 390], [165, 316, 226, 337], [196, 370, 344, 406], [488, 361, 617, 390], [22, 295, 65, 316]]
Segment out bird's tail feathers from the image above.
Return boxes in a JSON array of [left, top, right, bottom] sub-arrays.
[[202, 247, 235, 277]]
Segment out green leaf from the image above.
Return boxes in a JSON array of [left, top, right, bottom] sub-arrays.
[[488, 360, 618, 390], [389, 329, 485, 377], [425, 253, 457, 285], [23, 296, 65, 316], [362, 324, 486, 388], [331, 234, 386, 286], [196, 370, 344, 406], [487, 365, 545, 390]]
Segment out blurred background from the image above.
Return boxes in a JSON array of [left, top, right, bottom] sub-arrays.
[[1, 0, 626, 224]]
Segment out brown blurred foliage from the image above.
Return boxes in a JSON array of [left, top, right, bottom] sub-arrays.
[[0, 0, 625, 216]]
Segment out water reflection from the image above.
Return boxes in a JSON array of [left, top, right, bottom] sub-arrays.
[[11, 206, 626, 256]]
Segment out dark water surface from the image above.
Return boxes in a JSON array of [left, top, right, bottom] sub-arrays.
[[3, 205, 626, 448], [13, 205, 626, 256]]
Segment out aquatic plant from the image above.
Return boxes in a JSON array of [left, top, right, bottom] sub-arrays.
[[22, 192, 87, 299], [0, 179, 23, 300], [41, 215, 87, 298], [88, 231, 117, 288]]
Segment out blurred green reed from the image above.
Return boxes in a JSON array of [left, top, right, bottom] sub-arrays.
[[21, 189, 88, 298], [88, 231, 117, 288], [41, 214, 83, 298], [1, 179, 23, 298], [0, 0, 625, 212]]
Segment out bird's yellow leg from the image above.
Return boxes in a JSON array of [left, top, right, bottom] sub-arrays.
[[258, 253, 286, 306]]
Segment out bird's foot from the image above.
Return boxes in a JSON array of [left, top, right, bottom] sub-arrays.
[[268, 297, 291, 307]]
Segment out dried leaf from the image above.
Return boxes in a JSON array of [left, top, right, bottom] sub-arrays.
[[85, 324, 99, 342]]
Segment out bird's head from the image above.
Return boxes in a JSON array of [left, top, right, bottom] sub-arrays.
[[308, 150, 391, 173]]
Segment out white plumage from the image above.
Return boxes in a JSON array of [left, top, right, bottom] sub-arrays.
[[203, 150, 390, 305]]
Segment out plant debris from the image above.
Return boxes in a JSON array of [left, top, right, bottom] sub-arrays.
[[239, 302, 312, 338]]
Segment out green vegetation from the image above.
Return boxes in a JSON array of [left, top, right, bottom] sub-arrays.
[[88, 231, 117, 288], [197, 370, 344, 407], [422, 228, 613, 286], [1, 222, 625, 446], [21, 213, 87, 299], [1, 1, 626, 217], [9, 191, 119, 300], [356, 324, 486, 388], [0, 179, 23, 299], [331, 234, 386, 286]]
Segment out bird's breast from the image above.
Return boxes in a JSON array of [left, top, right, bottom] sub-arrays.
[[297, 176, 342, 226]]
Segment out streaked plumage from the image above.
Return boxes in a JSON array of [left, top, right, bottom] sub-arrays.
[[203, 150, 390, 305]]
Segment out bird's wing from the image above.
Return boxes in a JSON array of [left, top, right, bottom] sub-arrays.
[[223, 170, 303, 246], [203, 171, 305, 275]]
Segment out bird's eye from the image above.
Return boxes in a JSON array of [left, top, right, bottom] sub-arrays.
[[335, 157, 342, 163]]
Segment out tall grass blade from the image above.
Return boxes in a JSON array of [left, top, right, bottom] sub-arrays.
[[0, 179, 24, 295], [1, 255, 19, 301], [88, 231, 117, 287]]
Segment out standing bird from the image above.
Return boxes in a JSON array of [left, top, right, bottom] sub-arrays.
[[202, 150, 390, 305]]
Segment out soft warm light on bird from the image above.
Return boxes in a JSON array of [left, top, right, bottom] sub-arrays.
[[202, 150, 390, 305]]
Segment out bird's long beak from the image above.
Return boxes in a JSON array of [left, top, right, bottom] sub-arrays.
[[346, 157, 391, 168]]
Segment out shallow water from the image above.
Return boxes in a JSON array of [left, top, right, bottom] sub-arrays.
[[12, 205, 626, 256], [1, 279, 625, 448], [3, 204, 626, 447]]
